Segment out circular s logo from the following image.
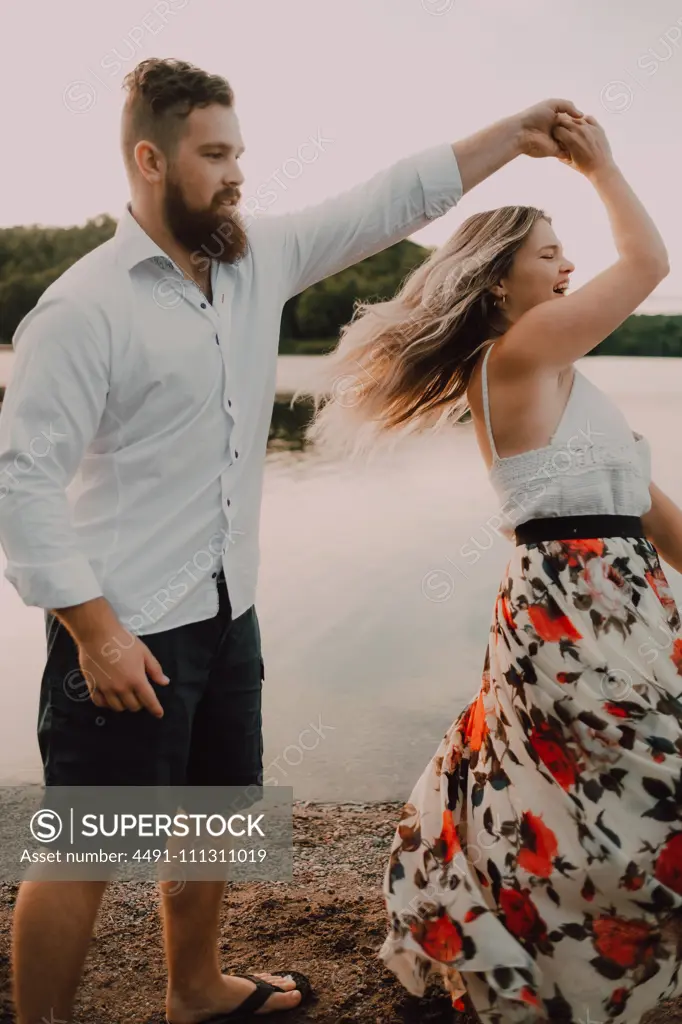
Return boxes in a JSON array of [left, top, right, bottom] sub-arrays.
[[331, 373, 365, 408], [30, 809, 63, 843], [153, 274, 185, 310], [63, 668, 92, 702], [421, 0, 455, 13], [421, 568, 455, 603], [600, 80, 635, 114], [601, 668, 632, 701], [63, 80, 97, 114]]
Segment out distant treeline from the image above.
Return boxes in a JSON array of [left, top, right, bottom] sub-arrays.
[[1, 214, 680, 357]]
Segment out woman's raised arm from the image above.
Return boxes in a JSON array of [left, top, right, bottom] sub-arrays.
[[503, 115, 669, 371]]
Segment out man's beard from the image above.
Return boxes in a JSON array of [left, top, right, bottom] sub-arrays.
[[163, 175, 249, 266]]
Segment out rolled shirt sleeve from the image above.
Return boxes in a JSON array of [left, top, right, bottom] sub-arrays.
[[272, 143, 463, 300], [0, 294, 110, 609]]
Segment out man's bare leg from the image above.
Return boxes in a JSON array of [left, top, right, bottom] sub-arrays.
[[161, 879, 301, 1023], [12, 879, 108, 1024]]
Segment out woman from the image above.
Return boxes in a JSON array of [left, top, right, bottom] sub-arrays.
[[305, 114, 682, 1023]]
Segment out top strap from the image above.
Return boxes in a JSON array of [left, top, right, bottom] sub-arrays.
[[481, 344, 499, 462]]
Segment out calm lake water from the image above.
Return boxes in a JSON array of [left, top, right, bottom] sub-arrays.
[[1, 355, 682, 801]]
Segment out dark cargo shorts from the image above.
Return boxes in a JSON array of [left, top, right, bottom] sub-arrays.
[[37, 570, 264, 788]]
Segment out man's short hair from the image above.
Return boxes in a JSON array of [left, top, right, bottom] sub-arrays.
[[121, 58, 234, 173]]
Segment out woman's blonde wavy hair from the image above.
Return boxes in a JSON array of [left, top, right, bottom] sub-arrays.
[[297, 205, 549, 459]]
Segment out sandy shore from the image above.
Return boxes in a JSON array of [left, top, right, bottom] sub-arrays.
[[0, 802, 681, 1023]]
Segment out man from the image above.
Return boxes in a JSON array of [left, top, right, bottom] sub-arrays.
[[0, 57, 580, 1023]]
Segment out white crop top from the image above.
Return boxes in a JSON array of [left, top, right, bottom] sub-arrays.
[[480, 344, 652, 541]]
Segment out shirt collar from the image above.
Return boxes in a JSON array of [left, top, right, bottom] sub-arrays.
[[114, 203, 180, 274]]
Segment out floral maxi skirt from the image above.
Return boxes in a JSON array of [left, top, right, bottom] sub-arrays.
[[380, 536, 682, 1023]]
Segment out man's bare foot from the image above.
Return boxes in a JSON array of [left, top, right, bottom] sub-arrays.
[[167, 971, 302, 1022]]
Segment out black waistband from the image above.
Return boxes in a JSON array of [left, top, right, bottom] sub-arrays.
[[515, 514, 645, 546]]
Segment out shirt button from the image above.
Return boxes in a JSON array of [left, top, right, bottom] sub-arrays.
[[215, 335, 220, 345], [211, 572, 217, 578], [227, 399, 232, 408], [226, 498, 231, 506], [235, 450, 239, 459], [201, 302, 207, 309]]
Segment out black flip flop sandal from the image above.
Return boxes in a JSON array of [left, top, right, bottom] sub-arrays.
[[166, 970, 312, 1023]]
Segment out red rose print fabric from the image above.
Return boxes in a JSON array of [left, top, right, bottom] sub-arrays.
[[381, 536, 682, 1023]]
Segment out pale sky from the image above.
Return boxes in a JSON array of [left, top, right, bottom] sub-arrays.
[[2, 0, 682, 310]]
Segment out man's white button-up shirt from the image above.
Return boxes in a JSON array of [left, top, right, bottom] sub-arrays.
[[0, 143, 462, 634]]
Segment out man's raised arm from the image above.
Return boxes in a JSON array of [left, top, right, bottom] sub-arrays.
[[264, 98, 581, 301], [453, 97, 583, 193]]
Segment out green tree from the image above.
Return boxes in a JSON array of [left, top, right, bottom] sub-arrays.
[[0, 216, 116, 341], [1, 214, 681, 359], [291, 238, 427, 344]]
